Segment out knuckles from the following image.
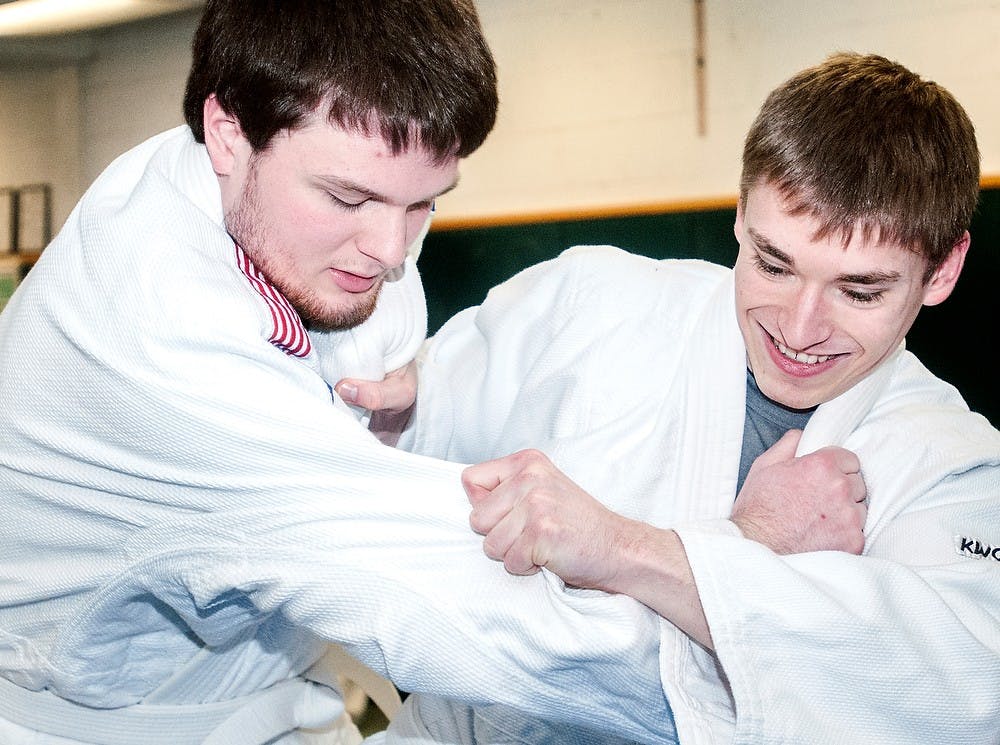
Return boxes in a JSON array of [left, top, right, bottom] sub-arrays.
[[481, 534, 501, 560], [468, 509, 490, 535]]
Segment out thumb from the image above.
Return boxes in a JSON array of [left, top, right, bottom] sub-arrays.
[[462, 452, 524, 495], [754, 428, 803, 468], [464, 481, 493, 506], [335, 376, 414, 413]]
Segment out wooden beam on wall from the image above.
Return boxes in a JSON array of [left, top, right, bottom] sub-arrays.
[[693, 0, 707, 137]]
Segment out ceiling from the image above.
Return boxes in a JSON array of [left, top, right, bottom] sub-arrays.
[[0, 0, 203, 37], [0, 0, 203, 65]]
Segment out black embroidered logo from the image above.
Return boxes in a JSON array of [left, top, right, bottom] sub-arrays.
[[955, 536, 1000, 562]]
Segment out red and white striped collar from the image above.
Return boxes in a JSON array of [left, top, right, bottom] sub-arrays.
[[233, 242, 312, 359]]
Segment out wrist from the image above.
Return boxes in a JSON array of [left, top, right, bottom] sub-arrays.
[[602, 518, 681, 600]]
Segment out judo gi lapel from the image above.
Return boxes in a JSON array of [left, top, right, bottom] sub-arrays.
[[796, 346, 900, 455], [670, 270, 748, 520]]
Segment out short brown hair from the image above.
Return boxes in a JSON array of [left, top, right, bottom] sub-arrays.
[[183, 0, 498, 161], [740, 53, 979, 279]]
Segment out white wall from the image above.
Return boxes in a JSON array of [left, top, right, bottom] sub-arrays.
[[450, 0, 1000, 220], [0, 10, 198, 231], [1, 1, 998, 232], [0, 63, 82, 231], [78, 12, 195, 185]]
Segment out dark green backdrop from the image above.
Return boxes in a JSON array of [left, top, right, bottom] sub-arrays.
[[419, 189, 998, 427]]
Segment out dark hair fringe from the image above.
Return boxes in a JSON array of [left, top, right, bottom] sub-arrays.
[[183, 0, 498, 162], [740, 53, 980, 277]]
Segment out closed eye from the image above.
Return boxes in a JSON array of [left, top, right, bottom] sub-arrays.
[[330, 194, 367, 212], [753, 253, 789, 277], [842, 287, 885, 304]]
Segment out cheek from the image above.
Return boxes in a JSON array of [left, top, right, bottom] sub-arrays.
[[734, 271, 771, 317], [287, 191, 332, 224], [856, 313, 908, 355], [848, 276, 926, 352], [732, 264, 751, 307], [824, 306, 901, 369], [283, 199, 359, 248]]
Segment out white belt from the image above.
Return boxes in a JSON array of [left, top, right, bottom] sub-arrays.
[[0, 673, 345, 745]]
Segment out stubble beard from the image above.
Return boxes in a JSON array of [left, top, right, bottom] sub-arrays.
[[226, 165, 382, 332]]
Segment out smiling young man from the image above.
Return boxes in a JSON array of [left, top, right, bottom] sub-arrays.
[[366, 53, 1000, 743], [734, 181, 966, 411], [0, 2, 693, 744]]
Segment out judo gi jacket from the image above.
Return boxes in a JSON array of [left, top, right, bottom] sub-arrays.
[[0, 129, 674, 744], [397, 245, 1000, 744]]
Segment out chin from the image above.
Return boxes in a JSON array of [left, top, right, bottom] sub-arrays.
[[304, 295, 380, 332], [755, 375, 817, 411]]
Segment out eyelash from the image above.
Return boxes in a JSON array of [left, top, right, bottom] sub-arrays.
[[843, 288, 885, 304], [330, 196, 433, 214], [752, 254, 787, 277], [752, 254, 885, 304], [330, 195, 365, 212]]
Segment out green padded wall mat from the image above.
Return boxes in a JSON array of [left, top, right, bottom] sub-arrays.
[[420, 190, 998, 427]]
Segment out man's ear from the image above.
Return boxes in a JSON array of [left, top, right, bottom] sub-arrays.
[[734, 199, 744, 242], [922, 231, 970, 307], [202, 94, 248, 177]]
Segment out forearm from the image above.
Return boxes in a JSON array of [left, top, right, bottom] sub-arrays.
[[603, 518, 714, 650]]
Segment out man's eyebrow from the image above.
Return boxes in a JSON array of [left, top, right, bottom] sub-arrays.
[[838, 270, 902, 285], [318, 176, 383, 200], [748, 227, 902, 285], [748, 228, 793, 264], [317, 175, 459, 204]]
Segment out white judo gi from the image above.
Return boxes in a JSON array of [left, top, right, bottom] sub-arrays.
[[0, 128, 675, 744], [393, 245, 1000, 744]]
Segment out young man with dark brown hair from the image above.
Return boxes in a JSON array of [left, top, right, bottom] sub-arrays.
[[0, 2, 673, 743]]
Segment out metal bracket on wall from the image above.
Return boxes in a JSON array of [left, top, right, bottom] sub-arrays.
[[1, 182, 51, 258]]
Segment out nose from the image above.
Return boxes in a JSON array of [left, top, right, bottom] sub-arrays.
[[778, 284, 833, 350], [357, 208, 409, 269]]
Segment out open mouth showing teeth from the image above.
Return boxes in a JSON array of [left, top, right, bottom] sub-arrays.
[[773, 338, 834, 364]]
